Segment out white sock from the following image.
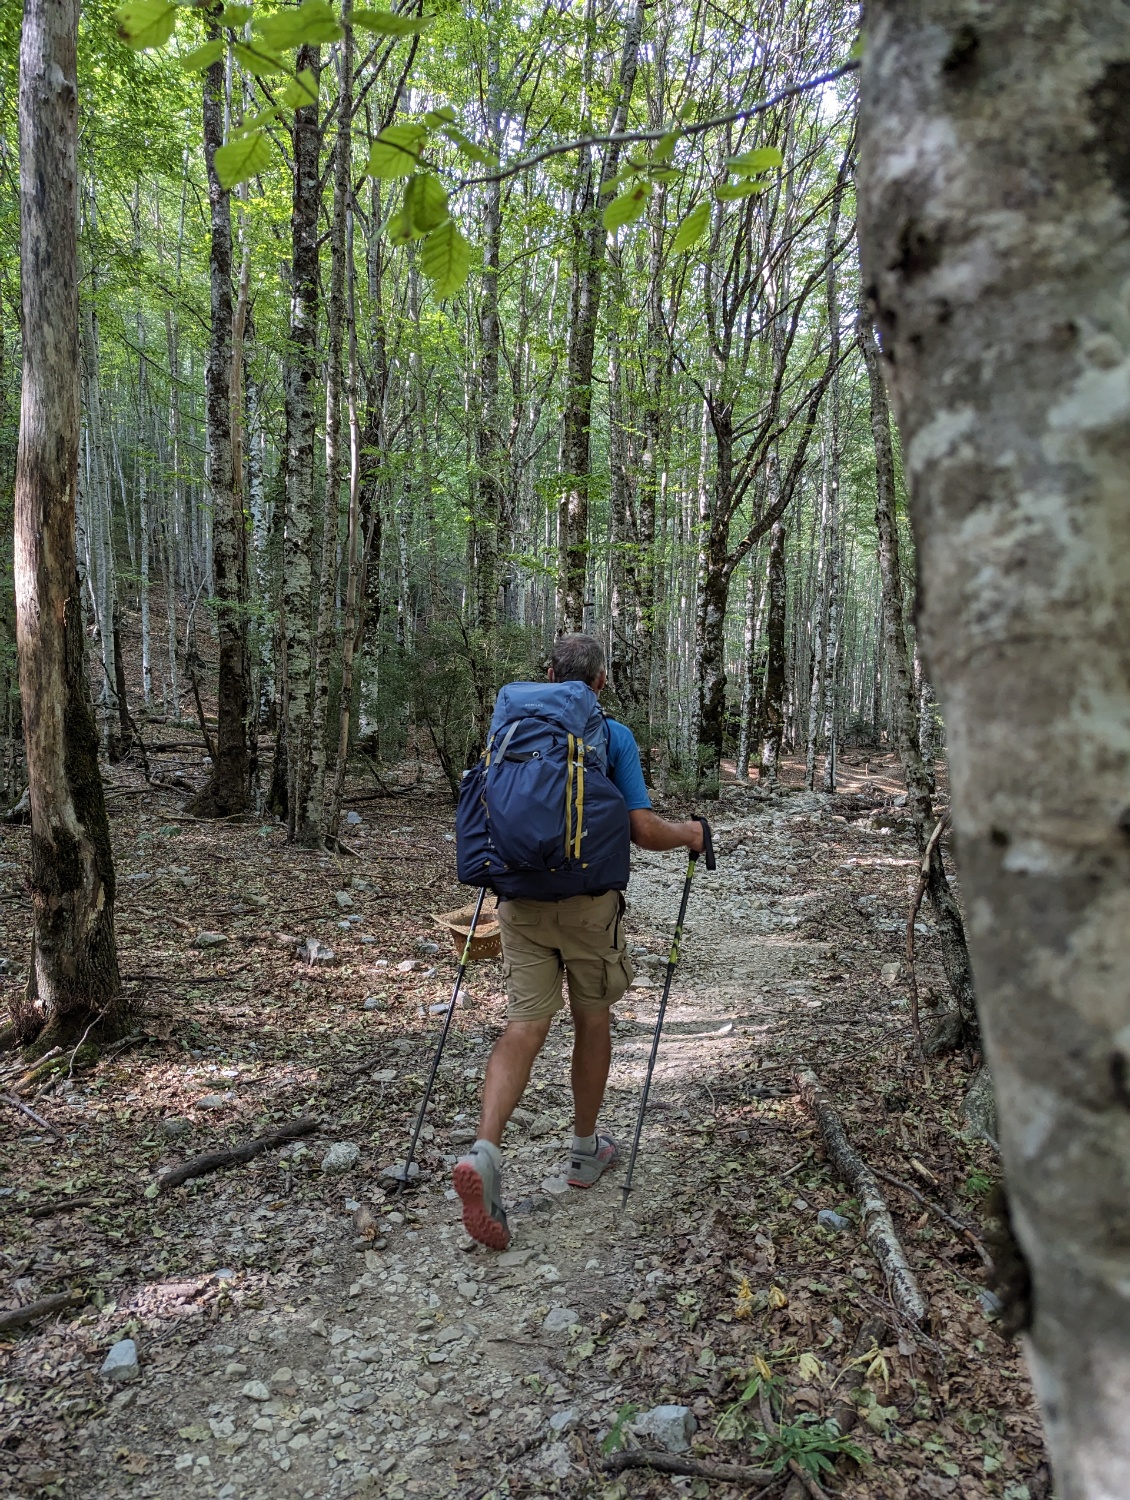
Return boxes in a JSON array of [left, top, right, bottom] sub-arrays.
[[572, 1133, 597, 1156], [473, 1138, 501, 1168]]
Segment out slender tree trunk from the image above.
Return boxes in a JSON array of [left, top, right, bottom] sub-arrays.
[[15, 0, 121, 1040], [281, 44, 321, 841], [556, 0, 645, 631], [306, 27, 351, 842], [139, 453, 150, 704], [189, 45, 249, 817], [758, 517, 787, 788], [860, 7, 1130, 1492], [473, 27, 504, 638], [861, 310, 978, 1046]]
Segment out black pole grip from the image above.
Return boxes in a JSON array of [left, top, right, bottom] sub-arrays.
[[695, 816, 716, 871]]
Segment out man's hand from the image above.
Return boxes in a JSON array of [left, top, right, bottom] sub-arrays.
[[629, 808, 705, 854]]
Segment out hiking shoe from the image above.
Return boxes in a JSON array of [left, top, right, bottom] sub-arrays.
[[453, 1145, 510, 1251], [567, 1130, 621, 1188]]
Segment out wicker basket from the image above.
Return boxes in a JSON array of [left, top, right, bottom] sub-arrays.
[[434, 903, 502, 962]]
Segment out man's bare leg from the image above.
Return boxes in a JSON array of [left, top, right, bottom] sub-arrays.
[[570, 1003, 612, 1138], [476, 1017, 553, 1146]]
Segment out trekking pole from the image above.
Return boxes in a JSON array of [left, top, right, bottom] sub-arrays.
[[621, 817, 715, 1209], [395, 886, 488, 1195]]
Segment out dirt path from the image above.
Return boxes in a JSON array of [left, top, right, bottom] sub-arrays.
[[1, 771, 1048, 1500]]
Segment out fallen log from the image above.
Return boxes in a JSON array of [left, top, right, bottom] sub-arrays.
[[157, 1117, 319, 1191], [0, 1291, 85, 1336], [603, 1451, 777, 1487], [796, 1068, 927, 1326]]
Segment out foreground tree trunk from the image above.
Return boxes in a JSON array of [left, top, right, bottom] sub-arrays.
[[859, 6, 1130, 1494], [188, 45, 249, 818], [15, 0, 121, 1039]]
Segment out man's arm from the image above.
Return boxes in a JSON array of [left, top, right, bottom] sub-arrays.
[[629, 808, 705, 854]]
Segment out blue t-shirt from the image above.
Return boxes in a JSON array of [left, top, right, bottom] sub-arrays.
[[606, 719, 651, 812]]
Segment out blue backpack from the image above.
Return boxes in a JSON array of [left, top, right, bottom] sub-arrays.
[[456, 681, 631, 900]]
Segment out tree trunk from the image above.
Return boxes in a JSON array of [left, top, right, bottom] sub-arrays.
[[281, 44, 321, 841], [859, 8, 1130, 1491], [15, 0, 122, 1041], [556, 0, 644, 632], [758, 517, 786, 788], [861, 309, 978, 1047], [188, 44, 249, 818]]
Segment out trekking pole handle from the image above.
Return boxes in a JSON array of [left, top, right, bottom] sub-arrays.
[[693, 816, 716, 871]]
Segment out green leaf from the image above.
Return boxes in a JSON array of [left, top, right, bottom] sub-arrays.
[[405, 172, 449, 234], [255, 0, 343, 49], [231, 105, 279, 137], [420, 217, 470, 298], [221, 3, 253, 23], [602, 181, 650, 232], [671, 198, 710, 252], [114, 0, 178, 50], [281, 67, 318, 107], [215, 129, 273, 189], [386, 209, 419, 246], [367, 123, 426, 179], [233, 41, 287, 74], [716, 179, 770, 200], [178, 38, 225, 70], [423, 105, 458, 126], [727, 146, 783, 176], [652, 129, 681, 164], [143, 1182, 159, 1199], [650, 167, 682, 184], [351, 9, 436, 35], [440, 126, 496, 165]]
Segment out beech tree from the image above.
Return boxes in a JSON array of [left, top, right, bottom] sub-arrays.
[[14, 0, 121, 1040], [858, 4, 1130, 1493]]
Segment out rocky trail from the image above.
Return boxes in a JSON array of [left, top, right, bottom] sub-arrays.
[[0, 761, 1048, 1500]]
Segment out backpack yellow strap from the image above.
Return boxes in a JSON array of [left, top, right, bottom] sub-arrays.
[[573, 753, 584, 858], [565, 733, 575, 855]]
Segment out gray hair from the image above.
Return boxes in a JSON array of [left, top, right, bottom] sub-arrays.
[[552, 633, 606, 686]]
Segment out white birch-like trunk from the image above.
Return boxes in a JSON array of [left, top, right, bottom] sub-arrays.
[[859, 7, 1130, 1493]]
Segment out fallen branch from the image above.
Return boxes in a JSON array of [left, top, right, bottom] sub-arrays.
[[1, 1091, 65, 1141], [873, 1167, 993, 1270], [157, 1117, 319, 1191], [603, 1451, 777, 1487], [796, 1067, 927, 1326], [0, 1291, 85, 1335], [27, 1196, 106, 1219], [788, 1459, 832, 1500]]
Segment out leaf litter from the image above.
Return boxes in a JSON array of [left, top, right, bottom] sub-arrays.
[[0, 750, 1049, 1499]]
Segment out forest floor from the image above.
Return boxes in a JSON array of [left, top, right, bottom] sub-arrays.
[[0, 744, 1050, 1500]]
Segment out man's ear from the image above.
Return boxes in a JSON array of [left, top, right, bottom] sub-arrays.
[[593, 670, 607, 693], [547, 667, 556, 682]]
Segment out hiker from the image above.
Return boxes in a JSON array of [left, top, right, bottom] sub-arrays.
[[451, 633, 704, 1250]]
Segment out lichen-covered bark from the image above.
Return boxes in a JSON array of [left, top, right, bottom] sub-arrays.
[[858, 6, 1130, 1493], [15, 0, 121, 1033], [282, 44, 321, 843]]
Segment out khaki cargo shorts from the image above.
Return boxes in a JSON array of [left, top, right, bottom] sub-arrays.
[[496, 890, 635, 1023]]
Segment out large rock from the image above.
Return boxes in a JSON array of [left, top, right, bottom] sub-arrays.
[[300, 937, 336, 966], [321, 1142, 361, 1173], [100, 1339, 139, 1382], [193, 931, 228, 949], [542, 1306, 579, 1333], [631, 1404, 696, 1453]]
